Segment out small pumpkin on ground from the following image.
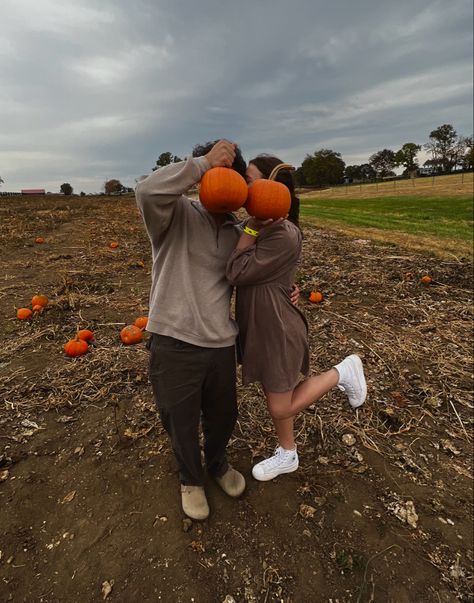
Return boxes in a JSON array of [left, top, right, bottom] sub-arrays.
[[77, 329, 94, 342], [110, 241, 119, 249], [32, 304, 44, 313], [17, 308, 33, 320], [199, 167, 248, 213], [309, 291, 323, 303], [31, 294, 48, 308], [134, 316, 148, 330], [35, 237, 45, 244], [64, 337, 89, 357], [120, 325, 143, 345], [421, 275, 432, 285]]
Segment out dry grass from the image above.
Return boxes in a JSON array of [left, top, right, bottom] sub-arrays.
[[301, 217, 473, 260], [299, 172, 474, 200], [2, 212, 471, 463]]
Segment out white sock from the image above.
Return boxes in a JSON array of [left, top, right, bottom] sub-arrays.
[[279, 445, 296, 454], [333, 358, 349, 384]]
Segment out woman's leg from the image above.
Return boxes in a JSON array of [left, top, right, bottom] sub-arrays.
[[253, 389, 299, 481], [265, 368, 339, 423], [264, 390, 295, 450]]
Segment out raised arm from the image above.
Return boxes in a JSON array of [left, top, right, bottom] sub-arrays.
[[135, 157, 209, 244], [135, 140, 238, 244]]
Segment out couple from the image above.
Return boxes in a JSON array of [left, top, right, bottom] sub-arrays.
[[135, 139, 366, 521]]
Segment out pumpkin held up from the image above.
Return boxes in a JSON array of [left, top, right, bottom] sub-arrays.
[[199, 167, 248, 213], [245, 163, 295, 220]]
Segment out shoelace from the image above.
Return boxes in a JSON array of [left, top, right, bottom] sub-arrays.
[[259, 448, 295, 469]]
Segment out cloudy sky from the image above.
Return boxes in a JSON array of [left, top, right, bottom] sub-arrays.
[[1, 0, 472, 193]]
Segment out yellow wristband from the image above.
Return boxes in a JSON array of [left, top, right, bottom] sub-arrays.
[[243, 225, 259, 237]]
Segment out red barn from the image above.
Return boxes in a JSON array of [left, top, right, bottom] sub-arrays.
[[21, 189, 45, 195]]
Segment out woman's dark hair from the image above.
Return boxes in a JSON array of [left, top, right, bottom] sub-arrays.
[[249, 154, 300, 227], [192, 140, 247, 178]]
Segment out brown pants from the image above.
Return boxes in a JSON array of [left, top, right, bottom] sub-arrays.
[[147, 334, 238, 486]]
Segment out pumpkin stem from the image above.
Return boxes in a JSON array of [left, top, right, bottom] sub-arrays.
[[268, 163, 295, 182]]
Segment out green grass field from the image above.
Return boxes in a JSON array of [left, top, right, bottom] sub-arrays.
[[300, 195, 473, 239], [300, 195, 473, 258]]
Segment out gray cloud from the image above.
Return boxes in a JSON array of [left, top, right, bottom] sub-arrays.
[[0, 0, 472, 192]]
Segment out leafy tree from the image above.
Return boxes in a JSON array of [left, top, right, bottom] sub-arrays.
[[153, 152, 183, 171], [80, 191, 86, 197], [294, 166, 307, 186], [395, 143, 421, 174], [104, 179, 123, 194], [424, 124, 459, 173], [369, 149, 396, 178], [345, 164, 376, 182], [60, 183, 73, 195], [344, 165, 360, 181], [301, 149, 345, 186], [359, 163, 376, 180], [0, 176, 4, 185]]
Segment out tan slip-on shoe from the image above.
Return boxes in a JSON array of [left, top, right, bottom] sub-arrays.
[[214, 465, 246, 498], [181, 485, 209, 520]]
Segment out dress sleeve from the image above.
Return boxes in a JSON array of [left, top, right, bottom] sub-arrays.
[[226, 225, 300, 286]]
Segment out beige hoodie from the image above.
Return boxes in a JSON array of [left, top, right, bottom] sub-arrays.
[[135, 157, 241, 347]]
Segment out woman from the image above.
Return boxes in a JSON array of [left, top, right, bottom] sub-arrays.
[[226, 154, 366, 481]]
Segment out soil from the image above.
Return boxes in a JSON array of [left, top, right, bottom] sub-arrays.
[[0, 194, 472, 603]]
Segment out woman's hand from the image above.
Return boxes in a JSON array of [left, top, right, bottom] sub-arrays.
[[247, 216, 286, 231], [290, 284, 300, 305]]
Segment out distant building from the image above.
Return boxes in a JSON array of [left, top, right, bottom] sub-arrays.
[[21, 189, 45, 195]]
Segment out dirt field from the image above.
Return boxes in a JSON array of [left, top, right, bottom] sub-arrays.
[[0, 194, 472, 603]]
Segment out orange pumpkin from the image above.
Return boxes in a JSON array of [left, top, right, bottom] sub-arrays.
[[110, 241, 119, 249], [245, 163, 294, 220], [120, 325, 143, 345], [77, 329, 94, 342], [32, 304, 44, 313], [421, 275, 432, 285], [35, 237, 45, 244], [64, 337, 89, 357], [31, 294, 48, 308], [17, 308, 33, 320], [309, 291, 323, 303], [134, 316, 148, 330], [199, 167, 248, 213]]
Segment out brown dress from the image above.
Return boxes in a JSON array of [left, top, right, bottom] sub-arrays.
[[226, 221, 309, 392]]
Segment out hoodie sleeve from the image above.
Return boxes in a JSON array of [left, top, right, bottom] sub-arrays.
[[135, 156, 210, 244]]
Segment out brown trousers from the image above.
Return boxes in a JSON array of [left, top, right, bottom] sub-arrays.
[[147, 334, 238, 486]]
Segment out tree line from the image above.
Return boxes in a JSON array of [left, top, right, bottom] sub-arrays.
[[1, 123, 471, 193], [151, 123, 473, 188], [296, 124, 472, 186]]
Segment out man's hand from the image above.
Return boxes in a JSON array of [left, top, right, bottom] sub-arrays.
[[205, 139, 236, 168], [290, 284, 300, 305]]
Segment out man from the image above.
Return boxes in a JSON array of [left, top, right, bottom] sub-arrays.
[[136, 140, 247, 520]]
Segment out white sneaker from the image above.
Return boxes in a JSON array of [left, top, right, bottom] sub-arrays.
[[335, 354, 367, 409], [252, 446, 299, 481]]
